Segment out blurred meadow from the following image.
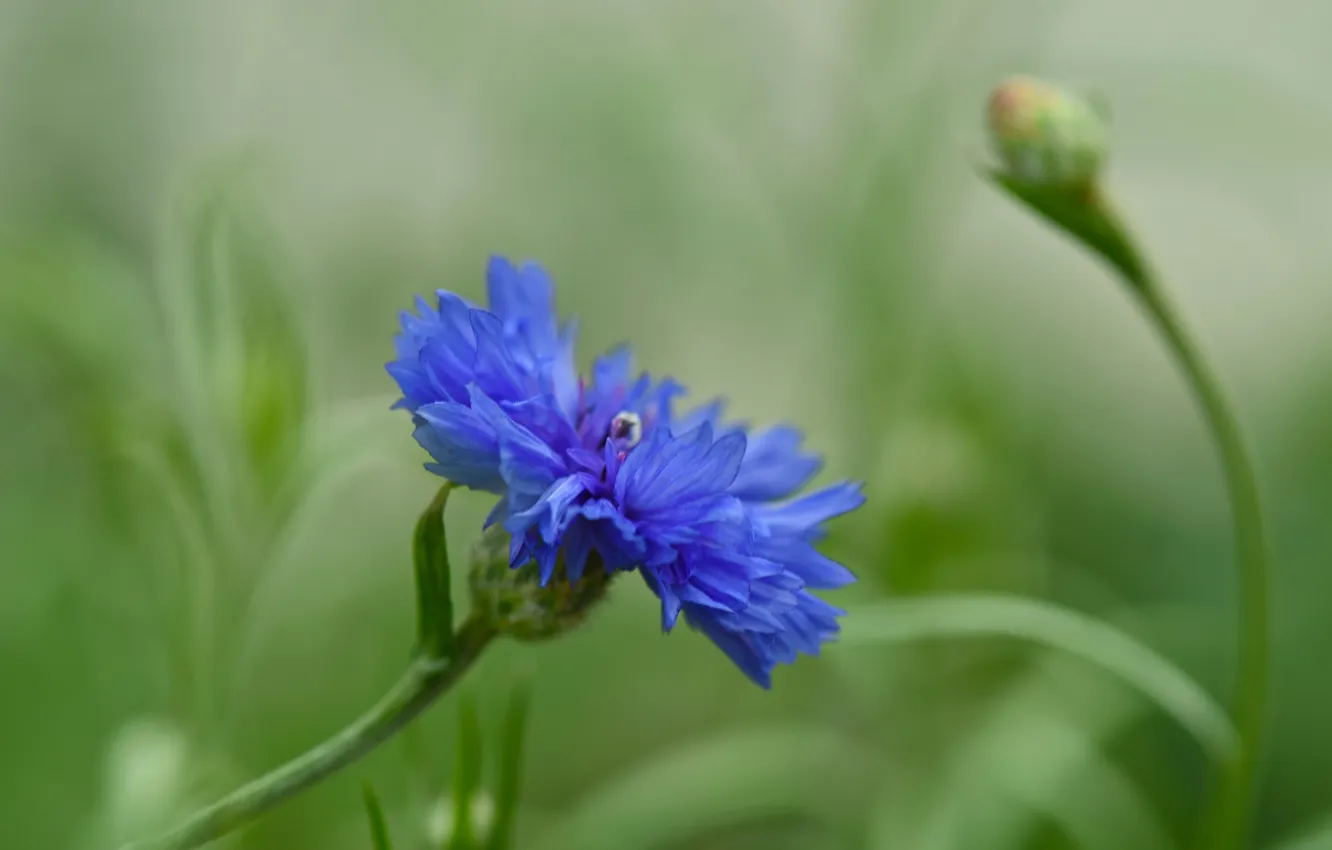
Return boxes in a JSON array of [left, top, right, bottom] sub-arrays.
[[4, 1, 1332, 849]]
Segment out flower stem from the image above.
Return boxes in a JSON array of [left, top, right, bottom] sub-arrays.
[[1116, 243, 1269, 850], [122, 616, 496, 850]]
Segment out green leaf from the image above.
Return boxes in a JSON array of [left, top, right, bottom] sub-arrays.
[[414, 483, 456, 661], [984, 169, 1151, 293], [867, 657, 1172, 850], [530, 726, 879, 850], [165, 166, 312, 532], [486, 684, 531, 850], [963, 700, 1175, 850], [362, 783, 394, 850], [1270, 815, 1332, 850], [448, 695, 484, 850], [840, 596, 1237, 762]]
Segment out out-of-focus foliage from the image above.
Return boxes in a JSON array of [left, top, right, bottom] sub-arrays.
[[4, 1, 1332, 849]]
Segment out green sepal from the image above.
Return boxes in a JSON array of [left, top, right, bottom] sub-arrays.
[[413, 483, 456, 661], [984, 169, 1151, 294]]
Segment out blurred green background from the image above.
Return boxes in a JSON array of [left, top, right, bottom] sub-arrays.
[[4, 1, 1332, 849]]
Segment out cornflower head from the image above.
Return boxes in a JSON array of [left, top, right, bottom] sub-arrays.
[[388, 256, 864, 687]]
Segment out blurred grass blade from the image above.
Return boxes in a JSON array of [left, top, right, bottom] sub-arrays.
[[486, 684, 532, 850], [414, 483, 455, 661], [869, 656, 1173, 850], [448, 695, 484, 850], [165, 169, 312, 531], [841, 596, 1237, 761], [530, 726, 878, 850], [969, 710, 1175, 850], [190, 183, 310, 510], [1271, 815, 1332, 850], [362, 783, 394, 850]]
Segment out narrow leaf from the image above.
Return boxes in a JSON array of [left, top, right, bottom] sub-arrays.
[[448, 695, 484, 850], [867, 657, 1171, 850], [530, 726, 878, 850], [1271, 815, 1332, 850], [362, 783, 394, 850], [414, 483, 455, 660], [967, 707, 1175, 850], [487, 683, 532, 850], [840, 596, 1237, 762]]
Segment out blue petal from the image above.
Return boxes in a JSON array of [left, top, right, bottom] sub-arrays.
[[506, 475, 589, 544], [468, 386, 567, 504], [563, 519, 596, 583], [675, 398, 726, 435], [484, 497, 509, 529], [672, 569, 848, 688], [535, 544, 559, 586], [414, 402, 503, 492], [500, 395, 580, 455], [752, 481, 866, 538], [419, 337, 474, 403], [470, 309, 530, 401], [387, 290, 480, 409], [509, 529, 530, 568], [385, 361, 434, 410], [613, 421, 675, 502], [577, 345, 635, 440], [679, 561, 751, 612], [571, 498, 646, 570], [617, 422, 710, 502], [728, 425, 823, 502], [591, 345, 633, 392], [487, 257, 557, 346], [550, 319, 581, 417], [621, 425, 748, 513], [754, 538, 856, 589], [567, 446, 605, 474], [640, 494, 747, 546], [638, 376, 688, 433], [659, 582, 684, 631], [683, 605, 774, 688]]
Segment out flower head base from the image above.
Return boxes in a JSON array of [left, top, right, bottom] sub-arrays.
[[988, 75, 1108, 188], [469, 523, 614, 641], [388, 256, 864, 687]]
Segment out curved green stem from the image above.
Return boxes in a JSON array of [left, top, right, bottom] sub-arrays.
[[1094, 222, 1269, 850], [122, 617, 496, 850], [1131, 278, 1269, 850]]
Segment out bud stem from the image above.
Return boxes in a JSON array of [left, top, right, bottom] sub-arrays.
[[1128, 269, 1269, 850], [1092, 196, 1268, 848], [120, 617, 496, 850], [985, 79, 1270, 848]]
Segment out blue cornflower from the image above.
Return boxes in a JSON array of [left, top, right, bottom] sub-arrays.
[[388, 255, 864, 687]]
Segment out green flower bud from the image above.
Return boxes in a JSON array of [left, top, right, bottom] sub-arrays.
[[987, 75, 1108, 187], [86, 717, 241, 849], [468, 525, 615, 641], [424, 791, 496, 848]]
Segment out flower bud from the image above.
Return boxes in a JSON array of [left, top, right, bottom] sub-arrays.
[[468, 525, 615, 641], [987, 75, 1108, 187], [102, 718, 192, 839], [85, 717, 241, 849], [423, 791, 496, 848]]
